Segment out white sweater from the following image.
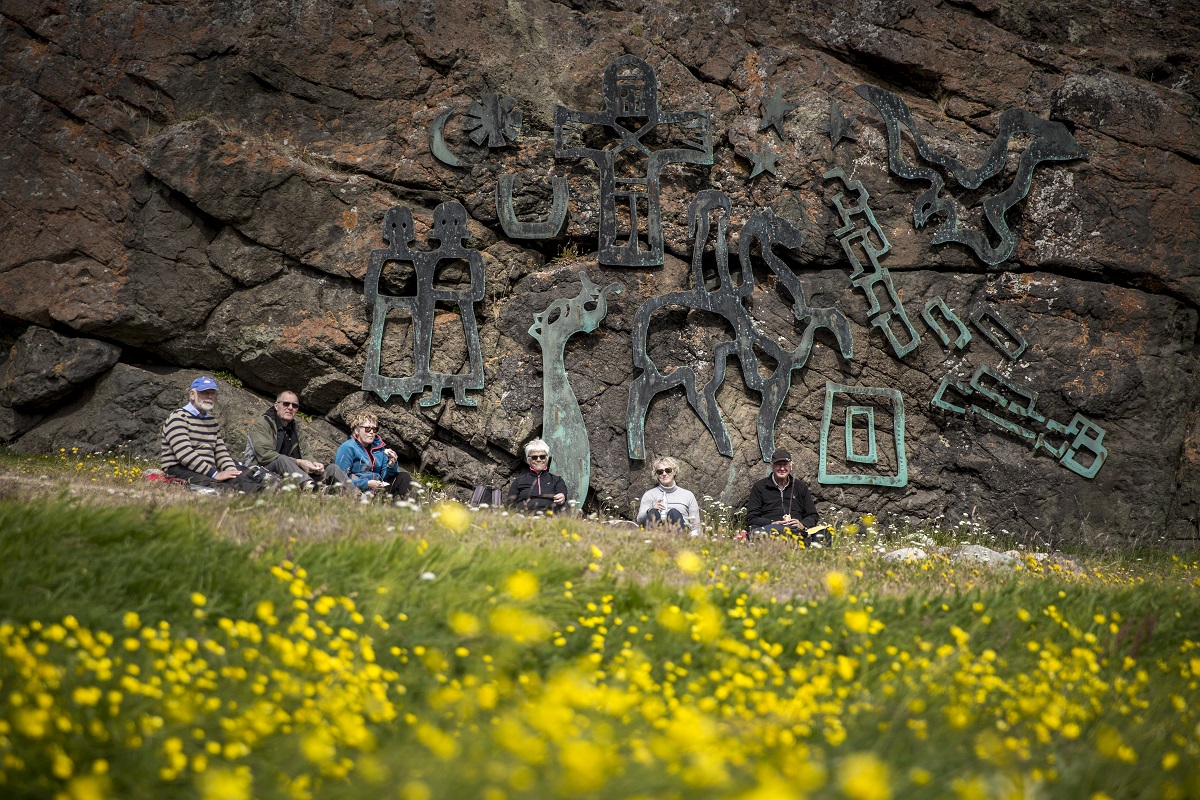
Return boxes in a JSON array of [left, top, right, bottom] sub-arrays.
[[636, 484, 701, 535]]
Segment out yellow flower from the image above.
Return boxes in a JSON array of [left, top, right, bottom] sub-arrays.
[[416, 723, 459, 760], [504, 570, 540, 600], [825, 571, 849, 597], [837, 752, 891, 800], [658, 606, 687, 632], [489, 606, 552, 643], [199, 768, 252, 800], [590, 544, 604, 559], [676, 550, 703, 574], [434, 501, 471, 534], [400, 780, 433, 800], [300, 729, 336, 765], [844, 610, 870, 634], [449, 611, 481, 637], [52, 749, 74, 779], [66, 775, 109, 800], [190, 592, 207, 607]]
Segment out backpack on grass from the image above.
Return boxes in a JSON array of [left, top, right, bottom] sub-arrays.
[[470, 485, 504, 508]]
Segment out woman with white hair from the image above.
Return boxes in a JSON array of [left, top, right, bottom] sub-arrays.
[[636, 456, 701, 536], [506, 438, 569, 514]]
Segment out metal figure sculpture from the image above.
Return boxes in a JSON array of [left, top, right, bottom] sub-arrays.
[[759, 86, 796, 139], [819, 381, 908, 487], [497, 174, 569, 239], [970, 303, 1028, 360], [748, 143, 779, 179], [854, 84, 1087, 265], [931, 363, 1108, 478], [627, 190, 852, 462], [362, 202, 486, 406], [824, 100, 857, 148], [463, 93, 522, 147], [922, 296, 972, 350], [554, 55, 712, 266], [429, 108, 461, 167], [825, 168, 921, 359], [529, 272, 623, 509]]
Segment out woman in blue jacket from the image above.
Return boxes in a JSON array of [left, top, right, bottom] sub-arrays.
[[334, 411, 411, 497]]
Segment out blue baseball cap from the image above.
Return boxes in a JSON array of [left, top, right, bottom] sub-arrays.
[[190, 376, 219, 392]]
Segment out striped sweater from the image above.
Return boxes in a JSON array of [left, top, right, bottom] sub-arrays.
[[161, 408, 236, 476]]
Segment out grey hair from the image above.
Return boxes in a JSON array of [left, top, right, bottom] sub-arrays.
[[652, 456, 679, 474], [524, 438, 551, 460]]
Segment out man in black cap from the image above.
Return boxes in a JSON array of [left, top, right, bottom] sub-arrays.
[[744, 448, 819, 538]]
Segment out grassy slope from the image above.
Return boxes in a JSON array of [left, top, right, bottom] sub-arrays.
[[0, 457, 1198, 799]]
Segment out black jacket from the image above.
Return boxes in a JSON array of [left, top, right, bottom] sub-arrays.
[[745, 474, 818, 530], [507, 461, 569, 513]]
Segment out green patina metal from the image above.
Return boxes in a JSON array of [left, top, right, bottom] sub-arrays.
[[922, 296, 972, 349], [854, 84, 1087, 265], [429, 108, 461, 168], [845, 406, 878, 464], [819, 381, 908, 487], [627, 191, 852, 462], [497, 174, 569, 239], [554, 55, 712, 266], [529, 272, 623, 510], [825, 168, 921, 359], [931, 363, 1108, 478], [362, 202, 485, 406], [970, 303, 1028, 360]]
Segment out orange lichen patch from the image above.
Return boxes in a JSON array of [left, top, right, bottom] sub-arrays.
[[276, 314, 356, 351], [1100, 284, 1147, 321], [342, 208, 359, 231], [1181, 431, 1200, 466]]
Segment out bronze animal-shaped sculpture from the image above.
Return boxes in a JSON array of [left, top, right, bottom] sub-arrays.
[[627, 190, 852, 462]]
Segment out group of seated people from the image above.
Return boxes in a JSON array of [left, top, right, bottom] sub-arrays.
[[161, 376, 824, 540]]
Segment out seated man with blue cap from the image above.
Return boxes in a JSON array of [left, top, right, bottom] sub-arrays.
[[160, 376, 265, 494]]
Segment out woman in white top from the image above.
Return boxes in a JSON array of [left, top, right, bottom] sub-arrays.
[[636, 456, 701, 536]]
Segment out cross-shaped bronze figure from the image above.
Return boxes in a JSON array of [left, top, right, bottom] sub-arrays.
[[554, 55, 712, 266]]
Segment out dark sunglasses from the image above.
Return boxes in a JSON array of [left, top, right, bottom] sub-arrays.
[[655, 468, 673, 475], [528, 453, 548, 460], [358, 425, 378, 432], [277, 401, 299, 409]]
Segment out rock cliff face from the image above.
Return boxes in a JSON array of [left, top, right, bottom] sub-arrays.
[[2, 0, 1197, 545]]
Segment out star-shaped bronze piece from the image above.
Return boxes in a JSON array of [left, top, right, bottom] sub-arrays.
[[749, 143, 779, 179], [758, 86, 796, 139], [825, 100, 858, 147]]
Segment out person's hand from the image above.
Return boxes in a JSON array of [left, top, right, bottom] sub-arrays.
[[774, 518, 802, 530], [552, 492, 566, 506], [654, 498, 667, 511], [297, 459, 323, 474], [214, 468, 242, 481], [367, 479, 388, 490], [384, 448, 397, 467]]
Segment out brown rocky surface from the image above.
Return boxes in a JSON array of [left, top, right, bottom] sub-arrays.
[[1, 0, 1197, 545]]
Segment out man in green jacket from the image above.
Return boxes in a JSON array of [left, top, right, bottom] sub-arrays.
[[244, 390, 354, 494]]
